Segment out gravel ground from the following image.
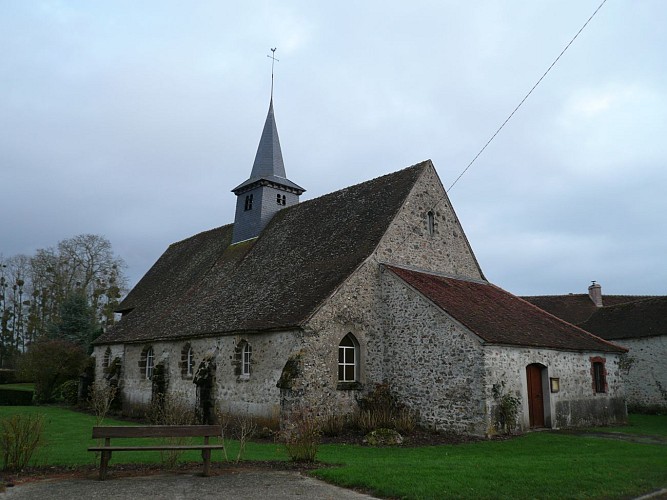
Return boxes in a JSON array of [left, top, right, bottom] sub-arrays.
[[1, 467, 379, 500]]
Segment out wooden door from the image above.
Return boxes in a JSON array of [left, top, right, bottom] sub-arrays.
[[526, 364, 545, 428]]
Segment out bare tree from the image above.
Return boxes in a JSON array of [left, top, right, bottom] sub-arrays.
[[0, 235, 128, 363]]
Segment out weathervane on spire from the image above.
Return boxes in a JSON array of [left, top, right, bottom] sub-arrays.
[[267, 47, 279, 100]]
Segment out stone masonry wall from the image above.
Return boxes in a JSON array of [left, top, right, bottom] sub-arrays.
[[289, 165, 488, 423], [375, 163, 484, 280], [94, 329, 298, 420], [619, 335, 667, 410], [380, 269, 487, 434], [485, 346, 627, 431]]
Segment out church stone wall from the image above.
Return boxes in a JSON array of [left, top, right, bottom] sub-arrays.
[[618, 335, 667, 410], [484, 346, 627, 432], [380, 269, 488, 434], [280, 164, 502, 431], [285, 260, 384, 421], [376, 164, 484, 280], [94, 330, 298, 421]]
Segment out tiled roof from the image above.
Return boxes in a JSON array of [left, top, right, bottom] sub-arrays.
[[521, 294, 649, 325], [95, 161, 429, 344], [579, 296, 667, 340], [386, 266, 626, 353]]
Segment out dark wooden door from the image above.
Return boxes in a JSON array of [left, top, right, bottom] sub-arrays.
[[526, 364, 545, 428]]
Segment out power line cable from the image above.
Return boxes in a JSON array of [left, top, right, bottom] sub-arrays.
[[447, 0, 608, 192], [372, 0, 609, 269]]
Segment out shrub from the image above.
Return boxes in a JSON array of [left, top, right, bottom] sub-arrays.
[[0, 388, 33, 406], [233, 414, 257, 463], [321, 413, 347, 437], [146, 392, 198, 468], [352, 383, 419, 434], [0, 369, 16, 384], [17, 339, 88, 403], [492, 382, 521, 435], [88, 381, 118, 425], [393, 407, 418, 434], [58, 379, 79, 405], [0, 413, 45, 471], [283, 410, 320, 462]]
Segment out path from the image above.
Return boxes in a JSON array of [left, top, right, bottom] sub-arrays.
[[1, 469, 378, 500]]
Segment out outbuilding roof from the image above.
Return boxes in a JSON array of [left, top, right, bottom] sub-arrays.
[[522, 294, 650, 325], [386, 265, 626, 353], [96, 161, 429, 344], [579, 296, 667, 340]]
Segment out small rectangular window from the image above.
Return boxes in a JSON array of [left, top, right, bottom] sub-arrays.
[[593, 361, 606, 393]]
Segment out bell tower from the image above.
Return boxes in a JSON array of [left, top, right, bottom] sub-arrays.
[[231, 99, 305, 243], [231, 50, 305, 244]]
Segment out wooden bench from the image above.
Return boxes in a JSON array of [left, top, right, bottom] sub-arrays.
[[88, 425, 225, 479]]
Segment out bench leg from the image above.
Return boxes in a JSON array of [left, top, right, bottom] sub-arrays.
[[202, 449, 211, 477], [100, 450, 111, 480]]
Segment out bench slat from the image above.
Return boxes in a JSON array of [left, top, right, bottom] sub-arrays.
[[92, 425, 221, 439], [88, 445, 226, 452]]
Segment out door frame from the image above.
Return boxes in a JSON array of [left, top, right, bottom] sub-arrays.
[[526, 363, 549, 428]]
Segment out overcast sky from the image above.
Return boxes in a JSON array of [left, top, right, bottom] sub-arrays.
[[2, 1, 665, 297]]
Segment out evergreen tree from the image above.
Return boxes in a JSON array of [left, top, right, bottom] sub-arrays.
[[48, 291, 100, 353]]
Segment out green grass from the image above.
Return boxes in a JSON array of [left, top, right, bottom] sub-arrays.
[[0, 406, 287, 466], [313, 432, 667, 499], [1, 407, 666, 499], [595, 413, 667, 437], [0, 383, 34, 392]]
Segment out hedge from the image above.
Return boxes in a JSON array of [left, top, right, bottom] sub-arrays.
[[0, 388, 34, 406]]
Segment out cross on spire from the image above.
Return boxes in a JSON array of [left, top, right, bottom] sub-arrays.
[[267, 47, 279, 99]]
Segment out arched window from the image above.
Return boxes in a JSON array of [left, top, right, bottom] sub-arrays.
[[145, 347, 154, 380], [187, 347, 194, 377], [338, 334, 359, 383], [242, 343, 252, 377], [103, 347, 111, 369], [427, 211, 435, 236], [181, 344, 195, 378]]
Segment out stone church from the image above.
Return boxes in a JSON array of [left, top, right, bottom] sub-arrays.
[[94, 99, 627, 435]]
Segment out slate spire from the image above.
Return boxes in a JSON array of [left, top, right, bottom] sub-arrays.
[[231, 99, 305, 244], [250, 99, 286, 179]]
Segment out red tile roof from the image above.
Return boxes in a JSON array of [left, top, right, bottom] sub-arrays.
[[386, 266, 626, 353]]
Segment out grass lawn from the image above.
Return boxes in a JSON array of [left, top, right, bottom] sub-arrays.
[[595, 413, 667, 437], [1, 406, 666, 499], [0, 406, 286, 466], [0, 383, 34, 392]]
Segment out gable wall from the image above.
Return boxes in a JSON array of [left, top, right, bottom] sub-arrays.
[[288, 165, 486, 425], [375, 164, 483, 279], [485, 346, 627, 431], [618, 335, 667, 410], [380, 269, 487, 434]]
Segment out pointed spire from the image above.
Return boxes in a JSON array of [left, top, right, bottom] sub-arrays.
[[250, 99, 286, 179]]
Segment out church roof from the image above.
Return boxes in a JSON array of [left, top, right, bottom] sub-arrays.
[[96, 161, 430, 344], [231, 100, 304, 194], [386, 266, 626, 353], [579, 296, 667, 340], [522, 294, 656, 325]]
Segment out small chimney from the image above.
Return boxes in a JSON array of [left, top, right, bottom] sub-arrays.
[[588, 281, 603, 307]]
